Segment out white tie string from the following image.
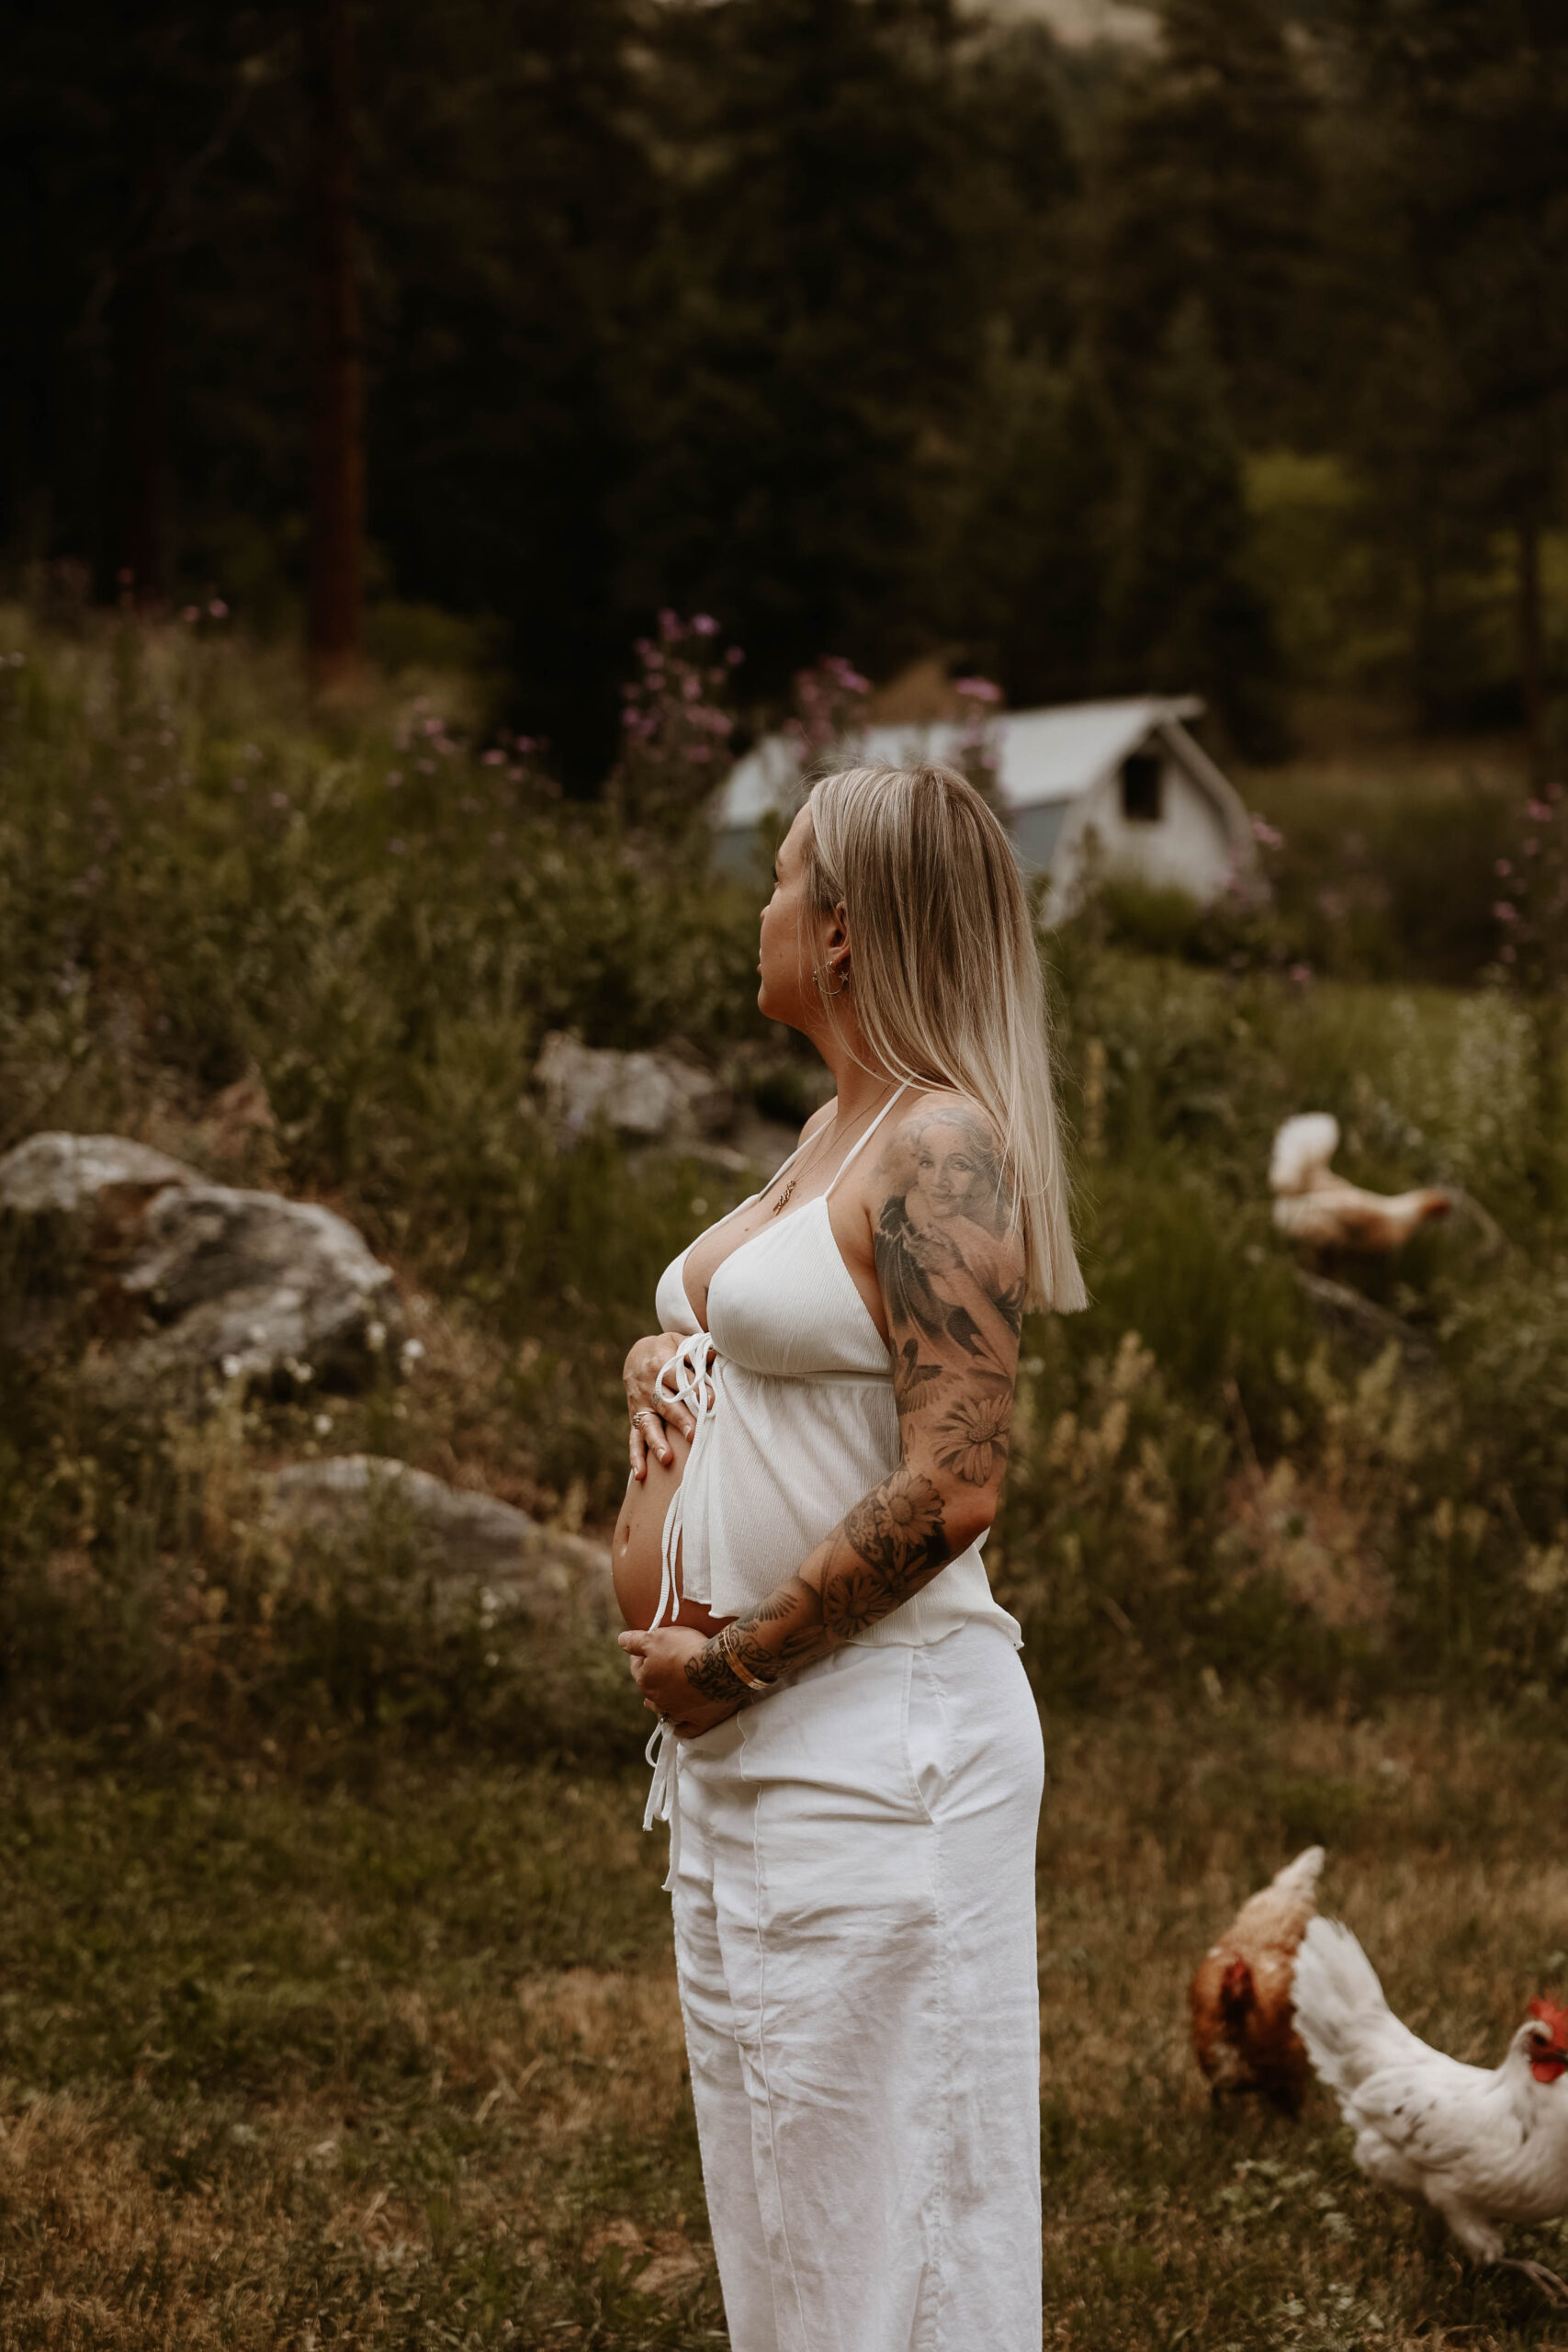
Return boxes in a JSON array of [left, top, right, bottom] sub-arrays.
[[640, 1329, 716, 1887], [649, 1329, 718, 1629], [643, 1716, 681, 1888]]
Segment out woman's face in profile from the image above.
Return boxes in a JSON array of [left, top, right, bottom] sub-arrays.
[[758, 805, 836, 1026], [910, 1125, 986, 1223]]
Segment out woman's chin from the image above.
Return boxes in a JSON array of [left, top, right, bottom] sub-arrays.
[[757, 983, 807, 1032]]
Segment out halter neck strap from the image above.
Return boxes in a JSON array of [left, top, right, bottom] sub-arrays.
[[825, 1084, 908, 1198]]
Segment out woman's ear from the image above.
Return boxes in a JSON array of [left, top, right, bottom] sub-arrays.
[[822, 901, 852, 990]]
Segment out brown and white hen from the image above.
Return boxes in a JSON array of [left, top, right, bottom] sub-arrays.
[[1269, 1114, 1451, 1253], [1190, 1845, 1325, 2112]]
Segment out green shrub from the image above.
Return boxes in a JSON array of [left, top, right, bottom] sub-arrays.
[[4, 612, 1568, 1751]]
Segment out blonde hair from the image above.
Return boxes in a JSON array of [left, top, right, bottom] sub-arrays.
[[803, 762, 1086, 1314]]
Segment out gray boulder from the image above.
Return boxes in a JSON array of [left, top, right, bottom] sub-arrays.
[[118, 1184, 402, 1389], [0, 1131, 198, 1216], [0, 1130, 400, 1393], [262, 1454, 615, 1626], [535, 1031, 730, 1145]]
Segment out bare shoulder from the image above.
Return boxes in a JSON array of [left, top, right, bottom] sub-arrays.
[[884, 1087, 1005, 1156], [863, 1086, 1027, 1397]]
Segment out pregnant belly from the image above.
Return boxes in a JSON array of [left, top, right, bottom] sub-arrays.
[[612, 1420, 734, 1638]]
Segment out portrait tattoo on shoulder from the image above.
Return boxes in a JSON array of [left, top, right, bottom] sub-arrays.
[[873, 1101, 1025, 1488]]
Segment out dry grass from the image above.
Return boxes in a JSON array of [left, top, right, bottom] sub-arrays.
[[0, 1752, 716, 2349], [5, 1702, 1568, 2348]]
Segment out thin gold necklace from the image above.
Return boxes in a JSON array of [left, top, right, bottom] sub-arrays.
[[769, 1086, 892, 1216]]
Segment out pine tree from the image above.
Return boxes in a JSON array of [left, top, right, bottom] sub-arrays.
[[954, 354, 1120, 707], [1106, 304, 1285, 754], [622, 0, 991, 701], [0, 1, 287, 605], [305, 0, 363, 690], [955, 20, 1080, 362], [1091, 0, 1321, 441], [358, 0, 655, 775], [1336, 0, 1568, 772]]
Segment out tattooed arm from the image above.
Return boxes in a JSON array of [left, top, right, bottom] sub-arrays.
[[671, 1095, 1023, 1715]]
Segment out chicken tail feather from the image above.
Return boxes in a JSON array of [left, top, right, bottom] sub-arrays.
[[1292, 1917, 1397, 2103], [1269, 1113, 1340, 1196], [1271, 1844, 1326, 1905]]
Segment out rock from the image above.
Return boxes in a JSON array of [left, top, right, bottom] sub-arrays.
[[0, 1131, 197, 1217], [0, 1131, 400, 1394], [535, 1032, 730, 1145], [117, 1185, 402, 1390], [266, 1454, 532, 1567], [262, 1454, 615, 1625]]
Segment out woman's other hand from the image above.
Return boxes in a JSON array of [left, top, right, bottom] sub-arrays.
[[618, 1626, 739, 1736], [624, 1332, 693, 1478]]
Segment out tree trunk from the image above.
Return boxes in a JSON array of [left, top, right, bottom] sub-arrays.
[[106, 146, 170, 607], [305, 0, 363, 693], [1517, 512, 1545, 786], [1413, 527, 1439, 728]]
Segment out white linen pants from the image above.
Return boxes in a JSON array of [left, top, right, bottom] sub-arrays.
[[668, 1621, 1044, 2352]]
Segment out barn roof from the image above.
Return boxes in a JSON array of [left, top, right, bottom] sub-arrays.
[[715, 695, 1210, 829]]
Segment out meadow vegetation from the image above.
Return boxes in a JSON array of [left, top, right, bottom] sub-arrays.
[[4, 614, 1568, 2346], [10, 1710, 1568, 2348]]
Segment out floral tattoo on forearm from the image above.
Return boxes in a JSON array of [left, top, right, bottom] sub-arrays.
[[682, 1470, 952, 1700]]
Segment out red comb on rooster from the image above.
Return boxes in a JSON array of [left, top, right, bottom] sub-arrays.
[[1527, 1997, 1568, 2083]]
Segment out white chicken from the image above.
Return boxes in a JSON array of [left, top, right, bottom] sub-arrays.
[[1292, 1916, 1568, 2299], [1269, 1114, 1451, 1253]]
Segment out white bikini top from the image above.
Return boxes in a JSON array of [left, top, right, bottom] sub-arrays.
[[643, 1086, 907, 1632], [653, 1084, 905, 1378]]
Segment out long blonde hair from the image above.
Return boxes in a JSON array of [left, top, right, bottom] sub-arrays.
[[803, 762, 1086, 1314]]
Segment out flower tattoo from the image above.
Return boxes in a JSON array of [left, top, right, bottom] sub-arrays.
[[934, 1387, 1012, 1485]]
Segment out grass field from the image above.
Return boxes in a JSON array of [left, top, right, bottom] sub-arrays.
[[5, 615, 1568, 2348], [6, 1701, 1568, 2351]]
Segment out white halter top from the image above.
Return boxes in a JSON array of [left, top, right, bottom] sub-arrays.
[[648, 1086, 1020, 1651]]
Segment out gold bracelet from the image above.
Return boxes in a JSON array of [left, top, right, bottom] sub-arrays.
[[723, 1646, 774, 1693]]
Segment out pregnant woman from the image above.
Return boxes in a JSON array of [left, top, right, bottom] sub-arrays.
[[615, 761, 1084, 2352]]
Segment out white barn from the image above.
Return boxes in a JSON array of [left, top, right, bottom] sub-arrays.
[[711, 695, 1258, 918]]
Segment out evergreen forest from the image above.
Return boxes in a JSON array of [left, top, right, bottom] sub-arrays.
[[6, 0, 1567, 775]]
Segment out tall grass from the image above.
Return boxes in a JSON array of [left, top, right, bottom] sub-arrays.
[[2, 609, 1567, 1749]]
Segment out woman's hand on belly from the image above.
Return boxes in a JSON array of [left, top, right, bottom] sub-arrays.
[[618, 1625, 741, 1738], [623, 1331, 696, 1476]]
